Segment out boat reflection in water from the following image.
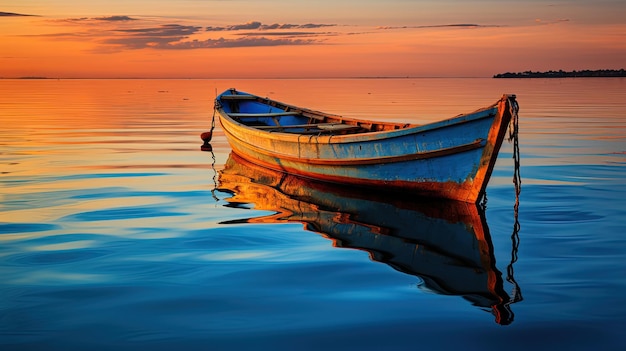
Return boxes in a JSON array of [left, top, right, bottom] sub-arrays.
[[217, 152, 521, 325]]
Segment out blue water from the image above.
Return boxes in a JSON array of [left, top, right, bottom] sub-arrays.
[[1, 78, 625, 350]]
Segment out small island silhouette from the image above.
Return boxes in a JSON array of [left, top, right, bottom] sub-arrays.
[[493, 69, 625, 78]]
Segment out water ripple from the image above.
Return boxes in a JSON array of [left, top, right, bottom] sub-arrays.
[[62, 206, 186, 221], [13, 249, 111, 265], [0, 223, 59, 234]]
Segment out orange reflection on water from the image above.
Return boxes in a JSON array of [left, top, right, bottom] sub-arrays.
[[217, 152, 521, 325]]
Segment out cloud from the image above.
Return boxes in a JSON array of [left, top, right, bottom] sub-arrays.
[[116, 24, 201, 37], [534, 18, 570, 25], [105, 35, 316, 50], [21, 16, 328, 52], [206, 21, 335, 31], [234, 31, 336, 39], [0, 11, 37, 17], [62, 15, 138, 23], [161, 37, 316, 50], [100, 23, 319, 50], [94, 15, 137, 22], [103, 24, 203, 49], [377, 23, 501, 30]]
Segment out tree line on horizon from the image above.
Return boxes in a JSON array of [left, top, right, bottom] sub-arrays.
[[493, 69, 626, 78]]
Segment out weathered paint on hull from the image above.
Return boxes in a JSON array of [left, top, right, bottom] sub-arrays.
[[216, 92, 517, 203]]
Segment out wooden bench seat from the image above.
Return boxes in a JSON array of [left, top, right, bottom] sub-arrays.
[[220, 95, 259, 100], [228, 112, 301, 118], [253, 123, 360, 132], [317, 123, 360, 131]]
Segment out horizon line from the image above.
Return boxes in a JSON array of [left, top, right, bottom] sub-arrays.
[[1, 75, 493, 80]]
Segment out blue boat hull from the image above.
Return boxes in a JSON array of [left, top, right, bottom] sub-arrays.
[[213, 89, 518, 203]]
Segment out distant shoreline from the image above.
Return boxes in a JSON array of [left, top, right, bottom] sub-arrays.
[[493, 69, 626, 78]]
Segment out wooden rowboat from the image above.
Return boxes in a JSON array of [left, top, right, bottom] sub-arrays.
[[209, 88, 518, 203], [217, 152, 520, 325]]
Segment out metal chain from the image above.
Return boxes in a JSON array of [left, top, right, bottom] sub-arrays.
[[209, 147, 219, 202], [210, 100, 219, 133], [506, 98, 523, 305]]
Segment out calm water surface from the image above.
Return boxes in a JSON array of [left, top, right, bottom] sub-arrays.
[[1, 78, 625, 350]]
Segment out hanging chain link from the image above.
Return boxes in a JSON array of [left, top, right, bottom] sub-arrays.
[[210, 100, 220, 133], [506, 97, 523, 305]]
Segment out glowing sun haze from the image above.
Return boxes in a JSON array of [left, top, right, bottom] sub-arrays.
[[1, 0, 625, 78]]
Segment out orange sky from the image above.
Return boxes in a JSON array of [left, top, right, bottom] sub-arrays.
[[1, 0, 625, 78]]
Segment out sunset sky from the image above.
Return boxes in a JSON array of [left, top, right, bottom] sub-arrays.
[[1, 0, 625, 78]]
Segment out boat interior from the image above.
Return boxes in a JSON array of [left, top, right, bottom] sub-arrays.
[[220, 93, 415, 135]]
